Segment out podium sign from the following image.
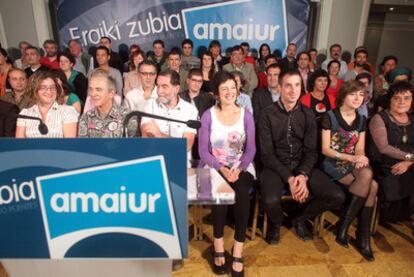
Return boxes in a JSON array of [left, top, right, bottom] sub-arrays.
[[0, 138, 187, 259]]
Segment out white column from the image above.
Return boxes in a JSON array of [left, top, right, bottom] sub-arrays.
[[315, 0, 333, 54], [0, 11, 7, 48], [356, 0, 372, 48], [32, 0, 53, 46]]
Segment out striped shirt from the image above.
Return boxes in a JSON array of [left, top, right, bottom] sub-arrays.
[[17, 102, 79, 138]]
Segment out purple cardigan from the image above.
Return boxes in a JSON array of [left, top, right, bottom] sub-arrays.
[[198, 107, 256, 171]]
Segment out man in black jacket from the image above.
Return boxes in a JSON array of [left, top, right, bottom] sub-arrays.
[[252, 63, 281, 124], [258, 70, 345, 244], [180, 69, 215, 160], [278, 43, 298, 74]]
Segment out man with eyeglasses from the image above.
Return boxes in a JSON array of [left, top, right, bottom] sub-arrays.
[[223, 45, 258, 97], [123, 60, 158, 112], [179, 68, 215, 159], [141, 70, 198, 158], [180, 68, 215, 117]]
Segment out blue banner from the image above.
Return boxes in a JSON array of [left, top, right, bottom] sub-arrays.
[[55, 0, 310, 53], [0, 138, 187, 259]]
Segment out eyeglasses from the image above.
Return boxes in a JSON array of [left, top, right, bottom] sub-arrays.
[[39, 86, 57, 92], [190, 78, 203, 84], [392, 96, 413, 102], [140, 72, 157, 77]]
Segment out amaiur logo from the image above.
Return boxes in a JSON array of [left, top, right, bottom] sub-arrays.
[[36, 156, 182, 259]]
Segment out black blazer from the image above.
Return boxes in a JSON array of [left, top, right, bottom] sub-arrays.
[[0, 100, 19, 137], [252, 87, 274, 124], [278, 57, 298, 74]]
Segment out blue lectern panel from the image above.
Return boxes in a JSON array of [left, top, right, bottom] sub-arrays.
[[0, 138, 187, 259]]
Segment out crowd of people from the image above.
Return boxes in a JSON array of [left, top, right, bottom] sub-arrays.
[[0, 37, 413, 277]]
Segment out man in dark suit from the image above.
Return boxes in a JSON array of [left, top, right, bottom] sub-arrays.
[[278, 43, 298, 74], [252, 63, 282, 171], [0, 100, 19, 137], [252, 64, 282, 124]]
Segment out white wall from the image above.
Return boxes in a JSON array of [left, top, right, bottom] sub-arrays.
[[0, 0, 52, 49], [315, 0, 371, 54]]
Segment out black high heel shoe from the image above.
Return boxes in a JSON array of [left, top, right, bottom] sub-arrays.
[[213, 251, 226, 275], [231, 247, 244, 277], [231, 256, 244, 277]]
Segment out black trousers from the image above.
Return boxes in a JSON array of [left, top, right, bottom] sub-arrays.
[[212, 171, 254, 243], [260, 168, 345, 225]]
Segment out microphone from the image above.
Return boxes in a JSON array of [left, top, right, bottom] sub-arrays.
[[122, 110, 201, 137], [0, 112, 48, 135]]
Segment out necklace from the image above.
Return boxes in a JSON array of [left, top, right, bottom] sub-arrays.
[[388, 111, 410, 144]]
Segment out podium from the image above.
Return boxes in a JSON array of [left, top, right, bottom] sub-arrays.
[[0, 138, 188, 276]]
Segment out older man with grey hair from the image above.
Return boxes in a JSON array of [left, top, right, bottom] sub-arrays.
[[79, 69, 136, 137]]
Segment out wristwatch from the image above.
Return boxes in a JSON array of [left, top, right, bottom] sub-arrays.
[[405, 153, 413, 161]]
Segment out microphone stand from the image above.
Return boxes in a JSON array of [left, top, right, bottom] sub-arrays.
[[122, 110, 201, 138], [0, 112, 49, 135]]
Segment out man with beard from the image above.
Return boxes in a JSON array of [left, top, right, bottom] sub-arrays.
[[141, 70, 198, 159], [40, 40, 60, 70], [344, 48, 372, 81]]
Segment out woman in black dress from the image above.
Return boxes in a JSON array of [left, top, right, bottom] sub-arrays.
[[369, 81, 414, 224]]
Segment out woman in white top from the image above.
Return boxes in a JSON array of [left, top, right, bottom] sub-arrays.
[[15, 71, 78, 138], [199, 71, 256, 276]]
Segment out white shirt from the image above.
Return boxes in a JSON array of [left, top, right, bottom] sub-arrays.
[[141, 97, 198, 137], [123, 86, 158, 112], [17, 102, 79, 138]]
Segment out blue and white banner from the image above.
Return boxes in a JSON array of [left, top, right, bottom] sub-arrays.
[[55, 0, 310, 53], [0, 138, 187, 259]]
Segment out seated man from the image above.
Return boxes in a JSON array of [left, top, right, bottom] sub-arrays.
[[123, 60, 158, 112], [258, 70, 345, 244], [223, 45, 258, 96], [179, 68, 215, 118], [78, 70, 136, 138], [141, 70, 198, 159], [24, 46, 49, 77], [180, 68, 215, 160], [167, 49, 188, 92], [1, 68, 31, 110]]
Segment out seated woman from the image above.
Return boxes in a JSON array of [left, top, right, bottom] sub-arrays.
[[300, 69, 336, 121], [123, 49, 146, 95], [200, 52, 216, 93], [321, 80, 378, 261], [326, 60, 344, 99], [58, 52, 88, 104], [231, 70, 253, 114], [15, 71, 78, 138], [53, 69, 82, 114], [369, 81, 414, 225], [199, 71, 256, 276]]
